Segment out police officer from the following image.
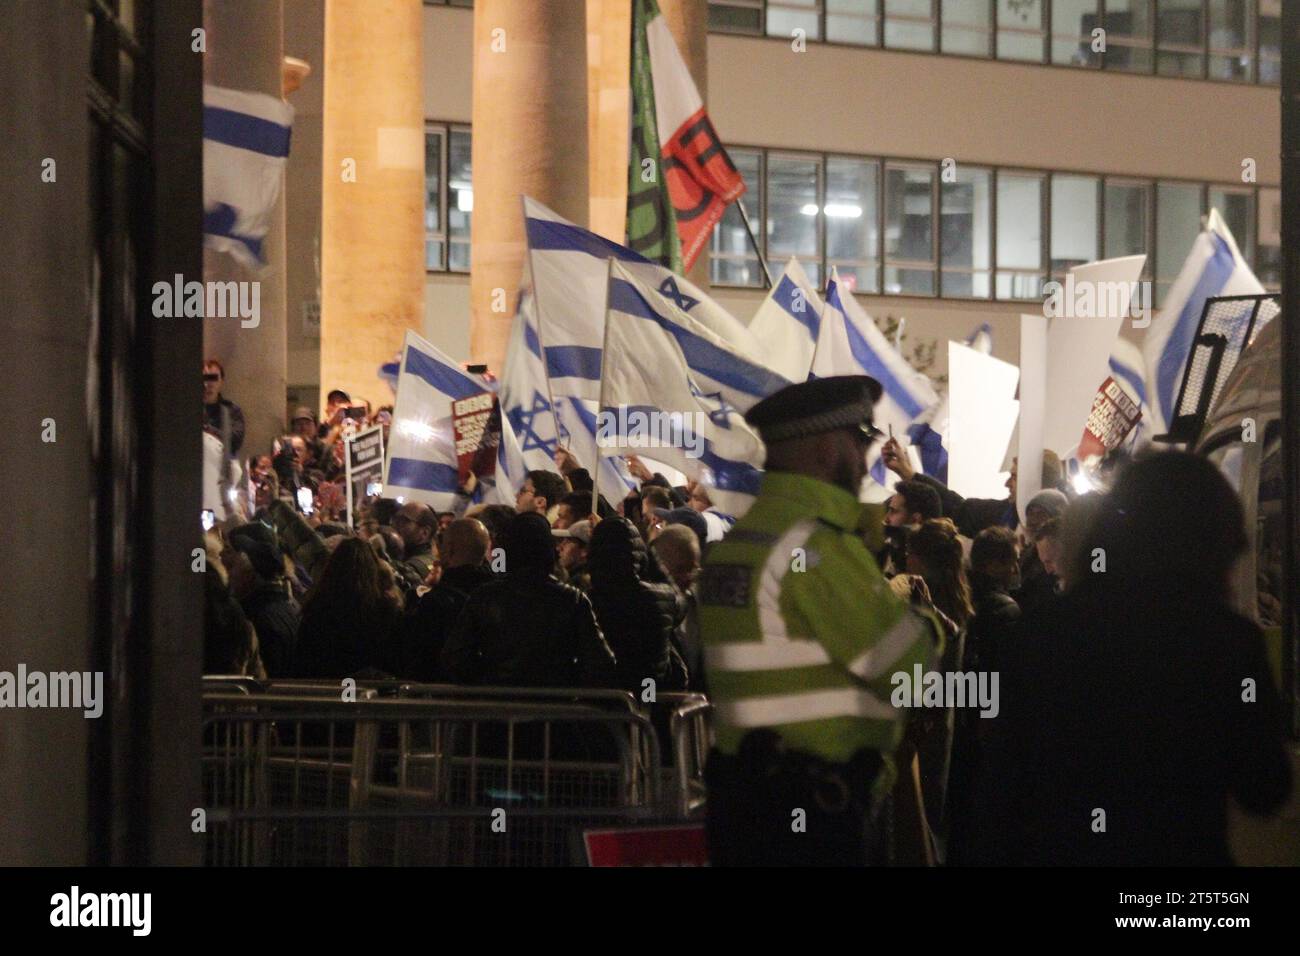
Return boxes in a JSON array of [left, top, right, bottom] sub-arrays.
[[699, 375, 940, 866]]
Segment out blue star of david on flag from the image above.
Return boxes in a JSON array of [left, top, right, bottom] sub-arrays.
[[507, 390, 559, 457], [689, 380, 734, 429], [658, 276, 699, 313]]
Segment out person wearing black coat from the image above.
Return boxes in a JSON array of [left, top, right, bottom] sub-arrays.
[[967, 452, 1291, 866], [586, 517, 688, 692], [440, 513, 616, 688], [393, 518, 496, 681]]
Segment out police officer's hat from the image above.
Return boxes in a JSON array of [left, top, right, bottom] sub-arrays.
[[744, 375, 883, 444]]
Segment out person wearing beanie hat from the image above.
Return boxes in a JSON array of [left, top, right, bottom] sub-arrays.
[[222, 523, 300, 678], [1013, 488, 1072, 617], [698, 375, 943, 866]]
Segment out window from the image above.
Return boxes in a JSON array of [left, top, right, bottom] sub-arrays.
[[1103, 0, 1154, 72], [1208, 0, 1252, 80], [1155, 181, 1203, 304], [827, 0, 880, 44], [884, 163, 936, 294], [1050, 174, 1100, 278], [424, 126, 444, 270], [711, 149, 765, 287], [1104, 179, 1152, 266], [996, 172, 1044, 299], [826, 157, 880, 292], [1157, 0, 1206, 77], [884, 0, 936, 50], [997, 0, 1045, 62], [1256, 186, 1280, 289], [1209, 186, 1255, 266], [425, 124, 471, 272], [941, 0, 991, 56], [1258, 0, 1280, 84], [709, 0, 764, 33], [941, 166, 992, 297], [1052, 0, 1102, 65], [767, 154, 823, 287], [768, 0, 822, 39]]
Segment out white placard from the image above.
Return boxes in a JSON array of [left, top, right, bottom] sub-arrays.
[[947, 341, 1020, 500]]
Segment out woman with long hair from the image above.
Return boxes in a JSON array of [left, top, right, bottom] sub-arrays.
[[292, 536, 401, 678], [906, 517, 974, 633]]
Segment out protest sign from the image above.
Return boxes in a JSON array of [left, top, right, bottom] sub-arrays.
[[344, 425, 384, 530]]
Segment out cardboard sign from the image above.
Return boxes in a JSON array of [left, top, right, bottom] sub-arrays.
[[344, 425, 385, 529], [580, 824, 708, 867], [1078, 376, 1141, 462], [452, 391, 501, 485]]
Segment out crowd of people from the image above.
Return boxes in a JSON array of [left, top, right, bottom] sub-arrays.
[[202, 362, 1291, 867]]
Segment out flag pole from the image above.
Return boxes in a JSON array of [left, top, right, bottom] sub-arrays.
[[736, 199, 773, 290], [592, 257, 618, 519], [809, 266, 836, 375]]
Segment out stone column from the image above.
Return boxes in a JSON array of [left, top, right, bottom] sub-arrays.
[[586, 0, 631, 241], [469, 0, 589, 374], [204, 0, 289, 457], [320, 0, 425, 407]]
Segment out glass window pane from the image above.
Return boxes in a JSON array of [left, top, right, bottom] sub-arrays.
[[1155, 182, 1202, 305], [1051, 0, 1102, 65], [1050, 174, 1099, 277], [885, 0, 935, 50], [708, 1, 764, 34], [996, 0, 1045, 62], [1104, 180, 1151, 265], [424, 127, 444, 270], [996, 172, 1043, 299], [1209, 187, 1255, 268], [941, 167, 992, 298], [1256, 187, 1280, 289], [448, 129, 472, 272], [1259, 1, 1280, 84], [766, 154, 821, 272], [767, 0, 822, 40], [1156, 0, 1205, 76], [711, 149, 764, 287], [1207, 0, 1250, 81], [941, 0, 990, 56], [828, 0, 879, 44], [826, 157, 880, 293], [1104, 0, 1154, 72], [884, 164, 935, 295]]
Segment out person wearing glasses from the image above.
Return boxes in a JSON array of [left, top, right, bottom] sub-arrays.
[[203, 358, 246, 457]]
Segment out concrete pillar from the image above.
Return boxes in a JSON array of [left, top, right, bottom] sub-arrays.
[[204, 0, 289, 457], [0, 0, 91, 866], [587, 0, 632, 241], [321, 0, 426, 409], [470, 0, 589, 373], [658, 0, 711, 290]]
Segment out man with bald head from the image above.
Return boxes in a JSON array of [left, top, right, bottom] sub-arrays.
[[394, 518, 494, 681]]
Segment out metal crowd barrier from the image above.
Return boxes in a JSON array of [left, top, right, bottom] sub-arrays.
[[202, 687, 704, 866]]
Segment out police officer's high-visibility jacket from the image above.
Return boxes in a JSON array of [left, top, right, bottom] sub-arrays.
[[699, 470, 939, 778]]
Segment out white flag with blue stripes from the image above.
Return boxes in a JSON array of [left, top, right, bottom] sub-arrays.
[[1108, 337, 1154, 449], [747, 258, 823, 382], [203, 84, 293, 269], [1142, 209, 1263, 435], [385, 331, 521, 511], [524, 196, 775, 404], [499, 290, 637, 498], [815, 268, 938, 490], [599, 260, 766, 517]]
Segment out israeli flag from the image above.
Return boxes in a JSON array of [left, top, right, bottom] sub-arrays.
[[524, 196, 774, 404], [203, 84, 293, 269], [906, 323, 991, 482], [599, 260, 766, 517], [747, 258, 824, 381], [815, 268, 938, 492], [1142, 209, 1264, 435], [499, 290, 635, 498], [385, 331, 519, 511]]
